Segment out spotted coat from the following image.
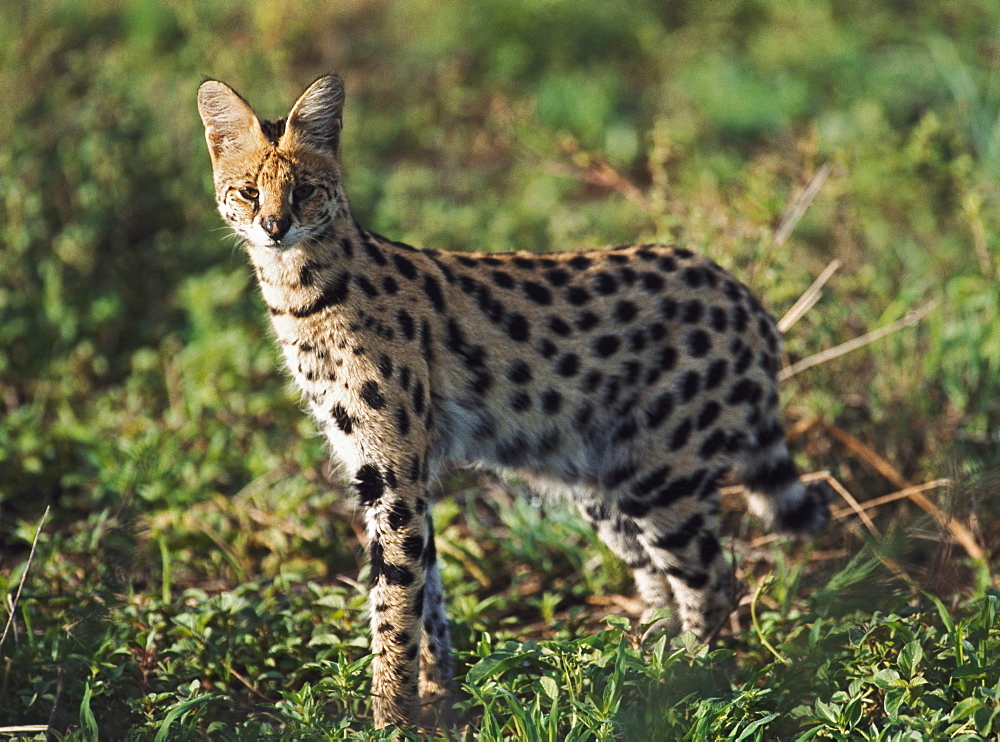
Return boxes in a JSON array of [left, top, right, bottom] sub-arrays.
[[197, 74, 830, 728]]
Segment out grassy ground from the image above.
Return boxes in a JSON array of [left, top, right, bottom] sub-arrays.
[[2, 1, 1000, 738]]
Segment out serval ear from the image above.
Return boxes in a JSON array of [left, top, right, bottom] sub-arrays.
[[283, 74, 345, 155], [197, 80, 262, 168]]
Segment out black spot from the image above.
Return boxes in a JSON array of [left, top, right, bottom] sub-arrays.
[[420, 319, 434, 361], [636, 247, 656, 261], [396, 309, 416, 341], [696, 400, 722, 430], [547, 316, 572, 336], [699, 429, 728, 459], [545, 268, 570, 287], [399, 366, 412, 391], [422, 274, 446, 311], [565, 286, 591, 305], [618, 266, 637, 284], [745, 456, 799, 492], [680, 370, 700, 401], [674, 247, 694, 258], [496, 434, 530, 465], [631, 465, 672, 497], [392, 253, 418, 280], [686, 329, 712, 357], [620, 497, 651, 518], [291, 271, 351, 318], [699, 533, 721, 565], [402, 535, 424, 561], [645, 391, 674, 428], [382, 563, 415, 586], [575, 311, 599, 331], [654, 513, 704, 551], [388, 500, 413, 530], [506, 359, 533, 385], [657, 346, 678, 372], [573, 403, 594, 428], [555, 353, 580, 377], [705, 359, 728, 390], [362, 239, 388, 265], [732, 304, 749, 332], [354, 274, 379, 298], [669, 418, 693, 450], [723, 279, 741, 301], [396, 405, 411, 436], [491, 270, 516, 289], [755, 418, 785, 448], [540, 388, 562, 414], [602, 377, 621, 405], [337, 235, 355, 258], [613, 417, 639, 442], [361, 381, 385, 410], [513, 256, 536, 269], [613, 300, 639, 323], [298, 259, 326, 287], [355, 464, 385, 506], [629, 329, 648, 353], [735, 346, 754, 375], [456, 255, 478, 268], [412, 380, 426, 416], [681, 299, 703, 323], [382, 275, 400, 295], [709, 306, 728, 332], [481, 256, 503, 266], [640, 272, 665, 292], [648, 322, 667, 341], [682, 266, 705, 288], [727, 378, 763, 405], [592, 272, 618, 295], [331, 402, 353, 434], [593, 335, 620, 357], [523, 281, 552, 305], [510, 391, 532, 412], [621, 360, 643, 386], [506, 313, 531, 342], [568, 254, 592, 270], [654, 469, 707, 508], [658, 256, 677, 272], [537, 339, 558, 358], [581, 370, 603, 393], [408, 454, 422, 482], [368, 539, 385, 583], [659, 297, 678, 321], [603, 463, 638, 489], [377, 354, 394, 380], [607, 252, 630, 264]]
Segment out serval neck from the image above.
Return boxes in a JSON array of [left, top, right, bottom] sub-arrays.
[[249, 207, 370, 319]]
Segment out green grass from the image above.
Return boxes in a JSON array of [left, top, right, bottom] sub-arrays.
[[2, 0, 1000, 738]]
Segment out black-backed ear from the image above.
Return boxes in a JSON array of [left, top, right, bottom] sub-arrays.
[[283, 74, 345, 154], [197, 80, 262, 167]]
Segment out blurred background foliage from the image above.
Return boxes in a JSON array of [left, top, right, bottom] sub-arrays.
[[1, 0, 1000, 736]]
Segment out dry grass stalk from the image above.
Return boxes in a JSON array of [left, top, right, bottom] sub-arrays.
[[0, 506, 50, 657], [777, 259, 842, 333], [0, 726, 50, 735], [774, 162, 833, 247], [825, 423, 984, 562], [778, 300, 937, 381], [830, 479, 951, 519]]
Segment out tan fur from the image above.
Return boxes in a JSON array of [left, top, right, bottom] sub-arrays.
[[197, 74, 830, 728]]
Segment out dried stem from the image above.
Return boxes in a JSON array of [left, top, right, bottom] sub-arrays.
[[779, 301, 937, 381], [778, 259, 842, 333], [0, 506, 50, 657], [774, 163, 833, 247]]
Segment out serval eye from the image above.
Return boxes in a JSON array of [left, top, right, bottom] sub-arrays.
[[293, 184, 315, 200], [238, 186, 259, 200]]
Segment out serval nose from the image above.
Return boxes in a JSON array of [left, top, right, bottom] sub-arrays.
[[263, 216, 291, 240]]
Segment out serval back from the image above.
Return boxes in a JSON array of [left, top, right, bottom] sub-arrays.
[[197, 73, 830, 728]]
